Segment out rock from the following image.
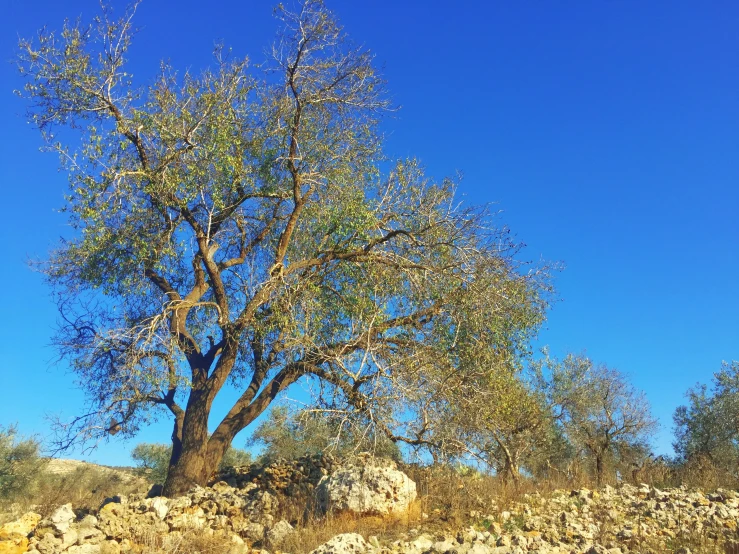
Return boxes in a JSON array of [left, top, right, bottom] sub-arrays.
[[0, 512, 41, 540], [316, 458, 416, 516], [149, 497, 169, 519], [266, 519, 294, 545], [34, 533, 61, 554], [48, 504, 76, 534], [67, 544, 101, 554], [60, 528, 79, 550], [0, 536, 28, 554], [310, 533, 372, 554]]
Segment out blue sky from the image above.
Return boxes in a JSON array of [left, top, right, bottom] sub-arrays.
[[1, 0, 737, 465]]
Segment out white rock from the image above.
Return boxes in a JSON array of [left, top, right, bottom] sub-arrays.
[[310, 533, 372, 554], [316, 458, 416, 516], [266, 519, 294, 545], [49, 504, 76, 534], [149, 497, 169, 520]]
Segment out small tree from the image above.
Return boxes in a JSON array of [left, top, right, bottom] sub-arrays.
[[673, 361, 739, 473], [535, 353, 658, 486], [18, 0, 551, 495], [0, 425, 47, 503], [131, 442, 171, 484], [446, 370, 551, 485]]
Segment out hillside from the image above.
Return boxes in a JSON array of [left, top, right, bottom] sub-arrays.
[[1, 455, 737, 554]]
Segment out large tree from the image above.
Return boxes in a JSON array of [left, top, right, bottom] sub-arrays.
[[17, 1, 551, 495]]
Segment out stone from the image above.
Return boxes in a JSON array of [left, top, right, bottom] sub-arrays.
[[0, 536, 28, 554], [149, 497, 169, 520], [0, 512, 41, 541], [310, 533, 371, 554], [266, 519, 294, 546], [316, 458, 416, 516], [67, 544, 102, 554], [48, 504, 76, 534], [34, 533, 61, 554]]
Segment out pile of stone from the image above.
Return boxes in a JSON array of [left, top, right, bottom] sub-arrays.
[[5, 454, 739, 554], [0, 455, 417, 554], [318, 483, 739, 554], [214, 453, 338, 499]]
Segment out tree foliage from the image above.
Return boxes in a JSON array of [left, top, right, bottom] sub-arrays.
[[534, 352, 658, 485], [0, 425, 47, 502], [249, 405, 401, 463], [673, 361, 739, 472], [17, 0, 552, 493]]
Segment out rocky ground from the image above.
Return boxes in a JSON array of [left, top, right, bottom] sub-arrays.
[[1, 455, 737, 554]]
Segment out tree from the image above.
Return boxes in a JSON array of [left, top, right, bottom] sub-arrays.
[[249, 405, 402, 463], [535, 353, 658, 486], [133, 442, 252, 484], [673, 361, 739, 471], [0, 425, 47, 502], [441, 369, 552, 485], [17, 0, 551, 495], [131, 442, 171, 484]]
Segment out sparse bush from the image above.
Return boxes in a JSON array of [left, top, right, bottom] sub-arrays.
[[0, 425, 46, 505], [32, 465, 146, 516], [131, 443, 171, 484]]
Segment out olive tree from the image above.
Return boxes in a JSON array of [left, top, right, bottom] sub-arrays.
[[249, 405, 402, 462], [673, 361, 739, 471], [535, 353, 657, 485], [17, 0, 551, 495]]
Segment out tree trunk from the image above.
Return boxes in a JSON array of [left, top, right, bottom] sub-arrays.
[[503, 458, 521, 487], [595, 454, 604, 487], [162, 391, 215, 496]]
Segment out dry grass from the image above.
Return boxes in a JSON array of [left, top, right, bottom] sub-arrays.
[[131, 527, 242, 554], [278, 505, 422, 554], [0, 464, 148, 523]]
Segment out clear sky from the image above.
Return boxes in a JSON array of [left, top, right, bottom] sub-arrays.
[[1, 0, 737, 465]]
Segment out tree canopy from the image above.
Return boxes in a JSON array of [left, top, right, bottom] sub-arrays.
[[17, 0, 552, 494]]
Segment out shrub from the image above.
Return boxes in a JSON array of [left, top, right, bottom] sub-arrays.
[[0, 424, 46, 504], [131, 443, 171, 484]]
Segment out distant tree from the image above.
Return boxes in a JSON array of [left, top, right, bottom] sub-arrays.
[[249, 405, 402, 463], [221, 445, 254, 468], [535, 353, 658, 486], [132, 442, 252, 484], [445, 370, 551, 485], [18, 0, 551, 495], [0, 425, 47, 502], [673, 361, 739, 471], [131, 442, 170, 484]]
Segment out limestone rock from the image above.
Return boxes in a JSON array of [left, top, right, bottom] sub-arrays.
[[316, 457, 416, 516], [48, 504, 76, 534], [0, 512, 41, 540], [310, 533, 372, 554], [0, 536, 28, 554], [266, 519, 294, 546]]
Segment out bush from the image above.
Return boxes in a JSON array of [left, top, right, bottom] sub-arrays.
[[131, 443, 171, 484], [0, 424, 46, 504]]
